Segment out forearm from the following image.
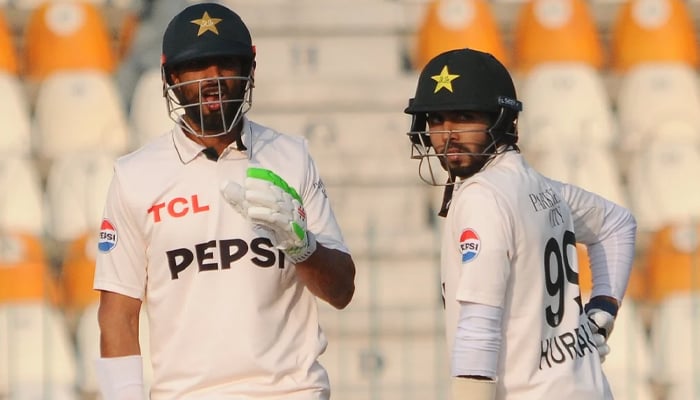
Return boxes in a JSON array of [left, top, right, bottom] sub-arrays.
[[295, 245, 355, 309], [98, 291, 142, 357], [587, 209, 637, 302]]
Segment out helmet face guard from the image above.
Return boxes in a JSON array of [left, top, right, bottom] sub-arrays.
[[161, 2, 256, 138], [407, 108, 519, 186], [405, 48, 522, 186], [163, 71, 254, 138]]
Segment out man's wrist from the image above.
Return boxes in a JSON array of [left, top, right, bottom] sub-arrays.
[[284, 231, 317, 264], [95, 355, 145, 400], [451, 376, 496, 400], [585, 295, 619, 317]]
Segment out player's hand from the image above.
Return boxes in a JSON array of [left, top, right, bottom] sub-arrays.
[[584, 296, 618, 363], [220, 167, 317, 264]]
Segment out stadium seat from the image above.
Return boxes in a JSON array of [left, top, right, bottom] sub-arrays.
[[626, 125, 700, 232], [45, 152, 116, 244], [649, 293, 700, 400], [323, 183, 438, 258], [577, 244, 655, 400], [412, 0, 508, 70], [0, 73, 32, 156], [615, 63, 700, 153], [248, 111, 416, 185], [530, 148, 628, 208], [0, 157, 45, 236], [32, 70, 131, 164], [23, 1, 116, 81], [512, 0, 603, 74], [320, 256, 442, 336], [253, 33, 405, 81], [644, 222, 700, 304], [0, 9, 17, 75], [220, 0, 405, 35], [11, 0, 46, 11], [129, 67, 172, 146], [0, 233, 78, 399], [610, 0, 698, 73], [517, 63, 618, 152], [115, 0, 210, 101], [251, 72, 418, 113], [319, 331, 448, 400]]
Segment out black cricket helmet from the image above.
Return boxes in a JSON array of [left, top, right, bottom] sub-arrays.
[[161, 2, 256, 138], [404, 48, 523, 186]]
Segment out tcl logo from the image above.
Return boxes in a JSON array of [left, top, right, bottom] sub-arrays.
[[148, 195, 209, 223]]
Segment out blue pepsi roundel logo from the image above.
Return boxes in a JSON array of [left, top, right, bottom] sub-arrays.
[[460, 228, 481, 263], [98, 219, 118, 253]]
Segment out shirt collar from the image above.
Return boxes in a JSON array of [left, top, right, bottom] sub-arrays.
[[171, 117, 250, 163]]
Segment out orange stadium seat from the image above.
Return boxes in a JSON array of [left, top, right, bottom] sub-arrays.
[[644, 222, 700, 400], [512, 0, 614, 180], [0, 9, 17, 74], [413, 0, 508, 70], [59, 234, 100, 312], [512, 0, 604, 73], [610, 0, 699, 72], [0, 234, 60, 305], [644, 223, 700, 304], [0, 232, 79, 398], [23, 1, 116, 81]]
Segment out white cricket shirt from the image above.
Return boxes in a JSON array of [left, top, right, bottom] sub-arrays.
[[442, 151, 618, 400], [94, 118, 349, 399]]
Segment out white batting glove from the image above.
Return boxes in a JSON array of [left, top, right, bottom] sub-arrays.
[[220, 167, 317, 264], [584, 297, 618, 363]]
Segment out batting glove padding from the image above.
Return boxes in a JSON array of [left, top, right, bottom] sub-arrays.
[[221, 167, 317, 264], [584, 297, 618, 363]]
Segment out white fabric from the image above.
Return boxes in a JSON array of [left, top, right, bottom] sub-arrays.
[[451, 377, 497, 400], [94, 118, 349, 399], [451, 302, 502, 379], [441, 151, 634, 399], [95, 356, 145, 400]]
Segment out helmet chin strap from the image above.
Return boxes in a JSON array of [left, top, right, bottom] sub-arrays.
[[438, 174, 455, 218]]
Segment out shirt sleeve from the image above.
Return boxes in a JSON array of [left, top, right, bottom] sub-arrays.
[[557, 181, 637, 302], [451, 184, 513, 308], [93, 167, 148, 300], [300, 151, 350, 254]]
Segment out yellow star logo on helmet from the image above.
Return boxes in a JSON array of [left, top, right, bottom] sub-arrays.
[[190, 11, 223, 36], [431, 65, 460, 93]]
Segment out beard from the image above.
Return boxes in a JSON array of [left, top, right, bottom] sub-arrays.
[[438, 142, 493, 180], [183, 101, 241, 132]]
